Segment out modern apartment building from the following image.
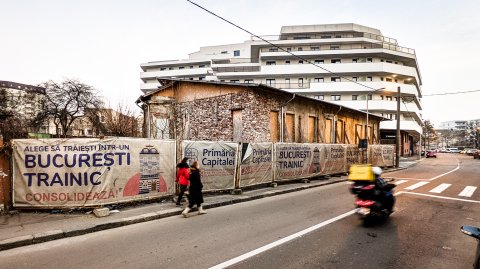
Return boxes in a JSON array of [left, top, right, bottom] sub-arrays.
[[140, 23, 423, 156]]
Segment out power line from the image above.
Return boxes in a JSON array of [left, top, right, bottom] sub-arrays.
[[186, 0, 378, 92], [422, 89, 480, 96]]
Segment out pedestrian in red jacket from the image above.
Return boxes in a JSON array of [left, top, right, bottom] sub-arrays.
[[182, 161, 206, 217], [175, 157, 190, 206]]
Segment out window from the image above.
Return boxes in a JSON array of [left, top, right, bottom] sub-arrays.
[[160, 68, 166, 71], [386, 78, 392, 82], [381, 77, 384, 81], [298, 60, 304, 64], [168, 67, 173, 70], [189, 78, 194, 80], [266, 79, 276, 86], [311, 47, 320, 51], [314, 95, 324, 100], [321, 35, 331, 39], [298, 78, 304, 87], [330, 45, 340, 50], [331, 59, 341, 64], [352, 77, 358, 81], [314, 60, 324, 64], [386, 96, 392, 101], [179, 66, 185, 70], [199, 77, 205, 80], [269, 48, 278, 52], [331, 77, 341, 82], [286, 48, 291, 52], [297, 47, 303, 51], [331, 95, 341, 101], [314, 78, 324, 83], [367, 58, 373, 63], [244, 79, 253, 84], [352, 95, 358, 100], [381, 95, 384, 100], [352, 58, 358, 63], [266, 61, 276, 65], [230, 80, 239, 83], [221, 51, 228, 54], [190, 66, 194, 69], [285, 78, 290, 87], [234, 50, 240, 56], [285, 60, 290, 64], [367, 76, 373, 81], [367, 95, 372, 100], [335, 35, 342, 38], [199, 65, 205, 68], [386, 60, 392, 63]]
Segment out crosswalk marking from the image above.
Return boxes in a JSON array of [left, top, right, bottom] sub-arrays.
[[459, 186, 477, 197], [395, 180, 408, 185], [429, 183, 452, 193], [405, 181, 429, 190]]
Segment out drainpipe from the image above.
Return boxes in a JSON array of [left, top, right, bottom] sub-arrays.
[[280, 94, 296, 142]]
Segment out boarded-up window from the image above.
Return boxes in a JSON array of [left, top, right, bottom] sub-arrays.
[[317, 118, 325, 143], [232, 110, 243, 142], [368, 126, 373, 144], [325, 119, 332, 143], [336, 120, 345, 143], [308, 116, 316, 143], [285, 113, 295, 142], [355, 124, 363, 144], [270, 111, 279, 142]]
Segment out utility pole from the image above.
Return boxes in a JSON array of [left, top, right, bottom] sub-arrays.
[[395, 86, 401, 168]]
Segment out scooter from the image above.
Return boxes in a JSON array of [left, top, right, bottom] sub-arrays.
[[461, 225, 480, 268], [350, 181, 395, 225]]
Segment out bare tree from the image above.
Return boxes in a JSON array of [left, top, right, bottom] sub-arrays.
[[87, 103, 141, 137], [36, 79, 103, 137]]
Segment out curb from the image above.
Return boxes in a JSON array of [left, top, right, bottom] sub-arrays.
[[0, 178, 347, 251]]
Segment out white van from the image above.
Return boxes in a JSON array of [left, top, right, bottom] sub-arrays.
[[447, 147, 460, 153]]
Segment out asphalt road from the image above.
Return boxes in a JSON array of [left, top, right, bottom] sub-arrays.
[[0, 153, 479, 269]]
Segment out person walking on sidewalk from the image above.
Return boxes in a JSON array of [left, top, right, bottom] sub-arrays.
[[182, 161, 206, 217], [175, 157, 190, 206]]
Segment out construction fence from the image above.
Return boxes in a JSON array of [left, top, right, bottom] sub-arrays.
[[7, 138, 394, 209]]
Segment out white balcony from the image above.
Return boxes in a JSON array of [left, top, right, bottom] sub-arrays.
[[140, 83, 160, 91], [140, 67, 211, 80], [290, 81, 420, 96], [260, 47, 416, 60], [381, 120, 422, 134]]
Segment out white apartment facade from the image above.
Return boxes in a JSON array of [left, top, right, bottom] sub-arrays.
[[140, 23, 423, 156]]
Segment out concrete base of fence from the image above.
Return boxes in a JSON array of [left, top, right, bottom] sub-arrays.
[[231, 189, 243, 195]]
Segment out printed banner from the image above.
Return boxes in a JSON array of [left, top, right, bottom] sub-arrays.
[[346, 145, 362, 167], [12, 138, 176, 208], [369, 145, 395, 167], [182, 141, 238, 190], [320, 144, 347, 175], [239, 143, 273, 187], [275, 143, 321, 180]]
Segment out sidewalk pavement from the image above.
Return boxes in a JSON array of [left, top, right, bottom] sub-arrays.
[[0, 160, 420, 251]]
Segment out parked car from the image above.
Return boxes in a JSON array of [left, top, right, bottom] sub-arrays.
[[473, 150, 480, 159], [426, 150, 437, 158], [467, 149, 478, 156]]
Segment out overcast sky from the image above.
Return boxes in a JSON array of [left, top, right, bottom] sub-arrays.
[[1, 0, 479, 127]]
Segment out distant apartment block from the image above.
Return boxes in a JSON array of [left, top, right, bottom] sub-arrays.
[[140, 23, 423, 156], [0, 80, 45, 120]]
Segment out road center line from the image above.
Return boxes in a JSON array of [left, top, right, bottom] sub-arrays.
[[209, 210, 356, 269], [400, 191, 480, 204], [427, 158, 460, 181]]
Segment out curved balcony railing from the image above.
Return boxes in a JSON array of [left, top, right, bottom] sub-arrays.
[[259, 42, 415, 55]]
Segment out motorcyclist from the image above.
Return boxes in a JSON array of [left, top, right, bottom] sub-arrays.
[[372, 166, 395, 213]]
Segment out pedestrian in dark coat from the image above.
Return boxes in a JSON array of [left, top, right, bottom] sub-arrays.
[[175, 157, 190, 206], [182, 161, 206, 217]]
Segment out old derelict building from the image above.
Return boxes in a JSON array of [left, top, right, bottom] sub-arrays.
[[136, 79, 385, 146]]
